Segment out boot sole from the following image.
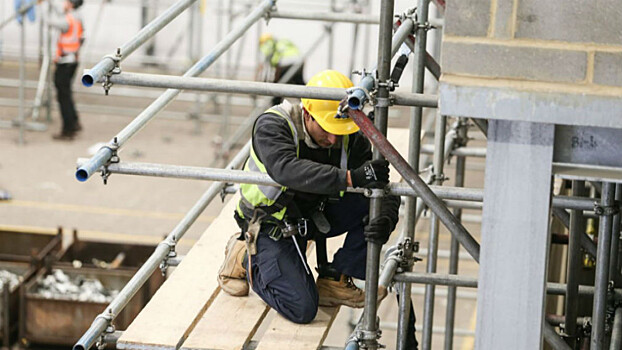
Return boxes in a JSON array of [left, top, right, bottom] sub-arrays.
[[318, 296, 365, 309]]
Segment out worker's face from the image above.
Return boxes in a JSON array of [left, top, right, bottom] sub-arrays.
[[303, 110, 339, 148], [63, 1, 73, 11]]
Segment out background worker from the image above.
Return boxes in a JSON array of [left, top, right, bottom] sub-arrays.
[[47, 0, 84, 140], [218, 70, 418, 348], [257, 33, 305, 105]]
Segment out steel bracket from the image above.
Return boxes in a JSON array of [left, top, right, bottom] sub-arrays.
[[102, 48, 122, 96], [593, 201, 620, 216], [363, 188, 389, 198], [395, 7, 418, 33], [159, 239, 177, 276], [100, 137, 120, 185]]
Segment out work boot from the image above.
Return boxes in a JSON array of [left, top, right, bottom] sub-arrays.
[[316, 263, 389, 308], [52, 131, 75, 141], [217, 233, 249, 296]]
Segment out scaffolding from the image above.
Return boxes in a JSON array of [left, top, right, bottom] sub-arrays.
[[69, 0, 622, 350]]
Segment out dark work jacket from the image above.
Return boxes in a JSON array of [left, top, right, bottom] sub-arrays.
[[252, 105, 372, 216]]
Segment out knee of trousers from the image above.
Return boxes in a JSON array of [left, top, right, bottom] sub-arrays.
[[284, 298, 318, 324]]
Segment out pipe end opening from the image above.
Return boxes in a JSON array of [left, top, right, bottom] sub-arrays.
[[76, 169, 89, 182], [73, 345, 86, 350], [82, 75, 94, 87], [348, 97, 361, 111]]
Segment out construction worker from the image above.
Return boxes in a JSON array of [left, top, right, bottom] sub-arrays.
[[218, 70, 418, 347], [48, 0, 84, 140], [258, 33, 305, 105]]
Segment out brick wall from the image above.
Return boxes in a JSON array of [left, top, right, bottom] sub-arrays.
[[439, 0, 622, 127], [441, 0, 622, 92]]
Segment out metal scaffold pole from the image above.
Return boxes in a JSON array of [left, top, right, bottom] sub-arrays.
[[76, 0, 276, 182], [591, 182, 617, 349], [444, 119, 467, 350], [82, 0, 198, 87]]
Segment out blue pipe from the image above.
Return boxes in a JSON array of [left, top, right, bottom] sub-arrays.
[[76, 147, 113, 182], [344, 340, 359, 350], [347, 75, 374, 110]]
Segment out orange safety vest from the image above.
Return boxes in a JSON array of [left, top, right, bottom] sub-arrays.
[[56, 13, 83, 61]]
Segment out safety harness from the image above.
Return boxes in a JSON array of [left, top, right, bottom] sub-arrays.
[[236, 101, 349, 283]]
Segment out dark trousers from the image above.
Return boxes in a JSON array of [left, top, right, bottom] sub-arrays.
[[245, 193, 418, 348], [271, 63, 305, 105], [54, 63, 79, 134]]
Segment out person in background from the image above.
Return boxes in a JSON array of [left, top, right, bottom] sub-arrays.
[[47, 0, 84, 140], [258, 33, 305, 105]]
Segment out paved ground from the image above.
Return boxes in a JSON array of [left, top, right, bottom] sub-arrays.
[[0, 61, 485, 350]]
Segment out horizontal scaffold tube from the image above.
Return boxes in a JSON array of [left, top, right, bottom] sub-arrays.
[[73, 142, 252, 350], [74, 159, 596, 211], [76, 0, 275, 183], [106, 72, 438, 108], [82, 0, 198, 87], [393, 272, 622, 299], [269, 10, 444, 27]]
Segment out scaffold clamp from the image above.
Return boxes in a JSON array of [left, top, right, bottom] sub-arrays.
[[102, 48, 123, 96], [159, 238, 178, 276], [593, 202, 620, 216], [100, 137, 120, 185]]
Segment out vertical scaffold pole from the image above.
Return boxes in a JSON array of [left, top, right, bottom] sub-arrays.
[[422, 113, 446, 349], [361, 1, 394, 349], [397, 0, 430, 349], [591, 182, 616, 349], [18, 18, 26, 145], [444, 119, 466, 350], [565, 180, 587, 344]]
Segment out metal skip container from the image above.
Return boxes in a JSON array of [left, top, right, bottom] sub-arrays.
[[20, 235, 164, 346], [0, 229, 62, 347]]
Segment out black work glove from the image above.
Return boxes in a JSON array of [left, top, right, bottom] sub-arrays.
[[351, 159, 390, 188], [364, 195, 400, 244]]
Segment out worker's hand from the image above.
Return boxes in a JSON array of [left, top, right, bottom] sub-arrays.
[[364, 195, 400, 244], [350, 159, 390, 188]]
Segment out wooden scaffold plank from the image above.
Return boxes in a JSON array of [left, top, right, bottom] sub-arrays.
[[117, 195, 241, 350]]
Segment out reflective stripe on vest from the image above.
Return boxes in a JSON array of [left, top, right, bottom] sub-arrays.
[[238, 105, 349, 221], [56, 13, 83, 60]]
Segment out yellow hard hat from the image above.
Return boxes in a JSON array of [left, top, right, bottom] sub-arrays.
[[301, 70, 358, 135], [259, 33, 273, 46]]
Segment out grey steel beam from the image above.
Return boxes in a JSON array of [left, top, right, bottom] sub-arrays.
[[476, 120, 554, 349], [76, 0, 275, 183], [73, 142, 251, 350], [82, 0, 198, 87], [591, 182, 617, 349]]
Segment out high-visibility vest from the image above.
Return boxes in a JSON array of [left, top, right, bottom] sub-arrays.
[[260, 39, 300, 67], [56, 13, 83, 61], [237, 104, 349, 221]]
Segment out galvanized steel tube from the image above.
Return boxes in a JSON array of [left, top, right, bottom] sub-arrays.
[[609, 184, 621, 284], [422, 112, 444, 349], [269, 10, 443, 27], [611, 306, 622, 350], [107, 72, 438, 108], [565, 181, 587, 339], [82, 0, 197, 86], [445, 123, 466, 350], [591, 182, 617, 349], [18, 19, 25, 145], [76, 0, 274, 182], [543, 323, 572, 350], [361, 1, 395, 348], [73, 142, 251, 350]]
